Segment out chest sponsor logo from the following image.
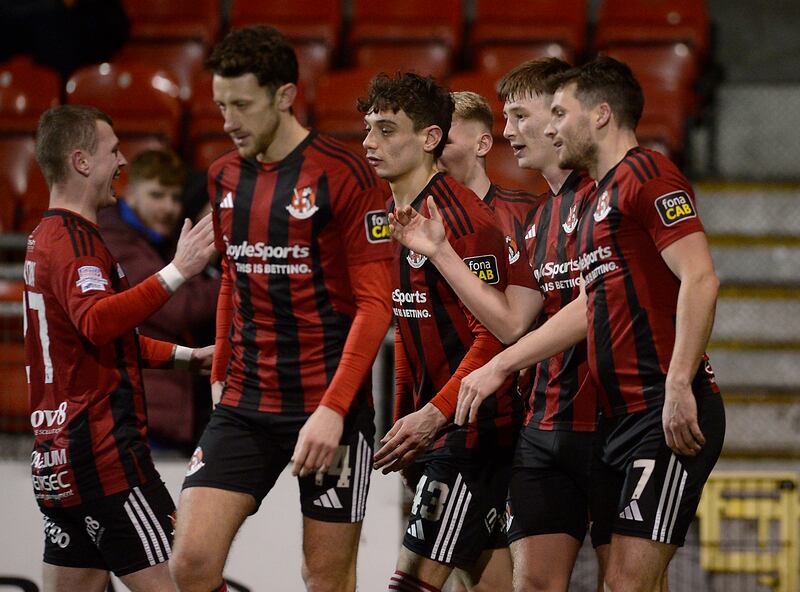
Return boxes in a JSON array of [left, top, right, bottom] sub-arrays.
[[75, 265, 108, 293], [287, 186, 319, 219], [220, 191, 234, 209], [365, 210, 391, 243], [534, 258, 582, 292], [392, 289, 430, 319], [506, 236, 520, 264], [185, 446, 205, 477], [579, 245, 617, 285], [593, 190, 612, 223], [31, 448, 67, 469], [24, 260, 35, 287], [654, 191, 696, 227], [32, 471, 73, 499], [464, 254, 500, 285], [225, 240, 312, 275], [562, 204, 579, 234], [31, 401, 68, 435], [406, 250, 428, 268]]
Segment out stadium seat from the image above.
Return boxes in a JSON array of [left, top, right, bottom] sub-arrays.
[[122, 0, 220, 45], [349, 0, 463, 76], [635, 88, 687, 157], [476, 44, 574, 77], [471, 0, 586, 66], [65, 63, 183, 146], [192, 137, 235, 169], [0, 57, 61, 134], [595, 0, 710, 58], [115, 40, 207, 102], [314, 69, 376, 139], [0, 136, 49, 232], [447, 72, 506, 136], [486, 136, 549, 195], [354, 45, 452, 79]]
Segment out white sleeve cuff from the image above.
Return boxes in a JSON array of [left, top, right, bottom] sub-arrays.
[[157, 263, 186, 294], [174, 345, 193, 369]]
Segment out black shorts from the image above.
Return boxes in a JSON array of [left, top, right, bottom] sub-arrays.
[[41, 479, 175, 576], [602, 393, 725, 547], [182, 403, 375, 522], [506, 426, 617, 547], [402, 447, 513, 568]]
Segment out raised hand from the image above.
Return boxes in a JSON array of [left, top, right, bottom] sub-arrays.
[[389, 195, 447, 259], [172, 213, 216, 279]]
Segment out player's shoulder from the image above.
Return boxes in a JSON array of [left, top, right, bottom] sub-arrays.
[[617, 147, 687, 189], [490, 183, 544, 216], [304, 130, 378, 190], [207, 146, 241, 178], [428, 174, 498, 240]]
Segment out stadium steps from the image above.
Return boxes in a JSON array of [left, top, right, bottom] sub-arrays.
[[698, 184, 800, 456]]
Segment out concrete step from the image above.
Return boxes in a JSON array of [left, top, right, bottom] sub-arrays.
[[710, 244, 800, 285], [713, 294, 800, 344], [697, 185, 800, 238], [708, 348, 800, 390], [719, 394, 800, 456]]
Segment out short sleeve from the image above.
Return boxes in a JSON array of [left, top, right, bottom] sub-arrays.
[[208, 165, 227, 254], [330, 171, 393, 266], [452, 217, 509, 292], [630, 177, 705, 252]]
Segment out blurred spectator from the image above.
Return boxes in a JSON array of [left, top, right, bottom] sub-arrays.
[[99, 149, 219, 452]]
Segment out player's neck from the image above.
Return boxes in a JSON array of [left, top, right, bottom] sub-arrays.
[[541, 165, 572, 195], [48, 182, 101, 224], [390, 163, 438, 210], [256, 115, 309, 164], [464, 167, 491, 200], [592, 128, 638, 182]]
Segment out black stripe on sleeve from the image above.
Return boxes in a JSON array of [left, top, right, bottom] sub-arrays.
[[624, 158, 647, 184], [436, 178, 475, 235], [630, 151, 655, 181], [311, 138, 368, 190], [64, 220, 81, 258], [315, 134, 374, 188], [640, 150, 660, 177]]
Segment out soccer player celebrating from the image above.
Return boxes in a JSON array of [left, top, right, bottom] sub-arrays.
[[169, 26, 393, 592], [362, 72, 521, 592], [25, 105, 216, 592], [390, 59, 615, 592], [459, 57, 725, 591]]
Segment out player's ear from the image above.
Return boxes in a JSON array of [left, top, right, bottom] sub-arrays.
[[423, 125, 443, 155], [595, 102, 612, 130], [476, 131, 493, 158], [71, 149, 91, 178], [274, 82, 297, 112]]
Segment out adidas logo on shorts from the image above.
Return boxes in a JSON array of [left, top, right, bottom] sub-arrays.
[[619, 499, 644, 522], [406, 518, 425, 541], [312, 488, 343, 509]]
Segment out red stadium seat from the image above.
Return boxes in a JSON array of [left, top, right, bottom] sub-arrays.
[[123, 0, 220, 45], [228, 0, 341, 50], [0, 57, 60, 134], [447, 72, 506, 136], [595, 0, 710, 57], [354, 44, 452, 79], [192, 137, 235, 170], [314, 69, 377, 139], [115, 41, 207, 102], [635, 88, 687, 156], [66, 63, 183, 146], [0, 136, 49, 232], [486, 136, 549, 195], [476, 44, 574, 76], [472, 0, 586, 64]]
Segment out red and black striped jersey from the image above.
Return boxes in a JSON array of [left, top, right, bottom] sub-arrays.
[[210, 130, 393, 414], [24, 210, 158, 508], [527, 171, 598, 431], [483, 184, 540, 289], [391, 174, 522, 453], [576, 147, 720, 418]]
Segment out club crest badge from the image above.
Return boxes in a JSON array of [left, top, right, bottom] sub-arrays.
[[593, 190, 612, 223], [407, 250, 428, 268], [287, 186, 319, 219], [562, 204, 579, 234], [506, 236, 520, 264], [185, 446, 205, 477]]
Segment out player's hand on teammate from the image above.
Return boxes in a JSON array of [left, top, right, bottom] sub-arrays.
[[188, 345, 214, 375], [374, 403, 447, 474], [172, 213, 217, 278], [291, 405, 344, 478], [663, 381, 705, 456], [389, 195, 447, 259], [456, 359, 507, 425]]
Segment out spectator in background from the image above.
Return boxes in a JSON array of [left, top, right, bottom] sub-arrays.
[[99, 149, 220, 453]]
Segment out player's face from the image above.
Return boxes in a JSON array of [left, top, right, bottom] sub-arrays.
[[126, 178, 183, 237], [547, 83, 597, 171], [91, 120, 126, 208], [437, 117, 485, 183], [502, 94, 555, 171], [363, 109, 430, 182], [213, 73, 280, 160]]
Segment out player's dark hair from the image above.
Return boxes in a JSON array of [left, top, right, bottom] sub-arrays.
[[497, 57, 572, 101], [206, 25, 298, 94], [553, 56, 644, 130], [35, 105, 113, 187], [129, 149, 187, 188], [357, 72, 455, 158]]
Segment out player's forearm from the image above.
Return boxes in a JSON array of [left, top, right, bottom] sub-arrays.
[[493, 293, 587, 375], [211, 259, 233, 383], [138, 335, 193, 370], [666, 269, 719, 389], [429, 242, 524, 343]]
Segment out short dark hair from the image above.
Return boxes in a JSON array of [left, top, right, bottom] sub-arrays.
[[497, 57, 572, 102], [129, 149, 187, 188], [357, 72, 454, 158], [35, 105, 113, 187], [553, 56, 644, 130], [206, 25, 298, 93]]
